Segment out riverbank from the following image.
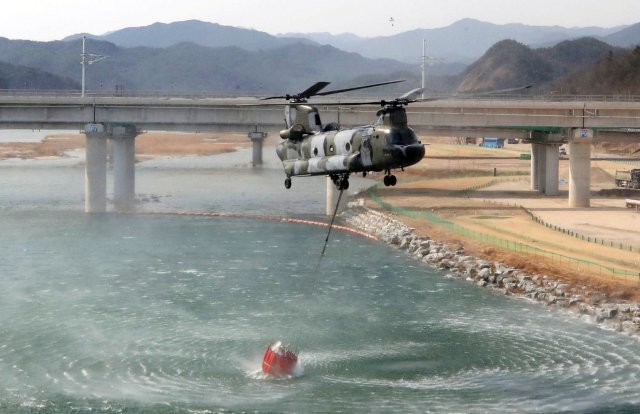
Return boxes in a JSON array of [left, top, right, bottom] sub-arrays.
[[0, 131, 251, 161], [380, 147, 640, 284], [342, 202, 640, 338]]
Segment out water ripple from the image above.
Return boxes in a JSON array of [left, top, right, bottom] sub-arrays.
[[0, 211, 639, 413]]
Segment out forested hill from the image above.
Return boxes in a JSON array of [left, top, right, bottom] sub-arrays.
[[0, 60, 79, 90], [552, 45, 640, 94], [456, 37, 631, 93], [0, 37, 413, 94]]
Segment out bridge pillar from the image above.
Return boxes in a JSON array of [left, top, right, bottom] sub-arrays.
[[531, 142, 550, 192], [111, 125, 139, 212], [84, 123, 108, 213], [543, 144, 560, 196], [248, 130, 268, 166], [530, 143, 541, 191], [530, 132, 563, 196], [568, 129, 593, 208], [538, 144, 548, 193], [326, 177, 339, 216]]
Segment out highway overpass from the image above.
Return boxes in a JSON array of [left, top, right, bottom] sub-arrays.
[[1, 94, 639, 212], [1, 95, 639, 132]]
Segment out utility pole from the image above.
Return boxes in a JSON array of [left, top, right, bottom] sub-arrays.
[[81, 36, 86, 97], [81, 36, 107, 97], [420, 39, 441, 99], [421, 38, 427, 99]]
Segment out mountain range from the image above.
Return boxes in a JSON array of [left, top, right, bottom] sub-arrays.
[[64, 19, 640, 73], [64, 20, 316, 51], [0, 37, 414, 94], [1, 18, 639, 94], [0, 60, 79, 90], [283, 19, 632, 64]]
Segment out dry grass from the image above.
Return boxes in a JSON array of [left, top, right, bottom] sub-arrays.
[[366, 141, 640, 302], [0, 132, 251, 160], [387, 211, 640, 302], [0, 135, 85, 159], [135, 132, 249, 157]]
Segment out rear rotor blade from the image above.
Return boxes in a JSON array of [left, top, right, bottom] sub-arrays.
[[299, 81, 331, 99], [315, 79, 405, 96], [260, 81, 331, 101], [260, 79, 406, 102]]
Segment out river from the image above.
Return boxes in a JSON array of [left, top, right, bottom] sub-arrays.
[[1, 143, 639, 413]]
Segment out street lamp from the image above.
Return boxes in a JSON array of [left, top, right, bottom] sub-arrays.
[[81, 36, 107, 97]]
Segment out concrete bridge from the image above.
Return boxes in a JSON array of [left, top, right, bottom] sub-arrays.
[[1, 94, 639, 212]]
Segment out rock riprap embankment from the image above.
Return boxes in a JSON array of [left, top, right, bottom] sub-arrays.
[[342, 204, 640, 338]]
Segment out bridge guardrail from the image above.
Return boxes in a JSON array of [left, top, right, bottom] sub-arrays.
[[1, 89, 640, 102]]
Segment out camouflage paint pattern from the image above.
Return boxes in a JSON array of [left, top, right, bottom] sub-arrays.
[[276, 104, 425, 178]]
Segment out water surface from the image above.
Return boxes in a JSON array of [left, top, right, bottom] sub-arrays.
[[1, 150, 639, 413]]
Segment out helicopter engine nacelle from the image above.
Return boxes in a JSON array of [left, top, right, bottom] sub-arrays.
[[279, 123, 306, 140]]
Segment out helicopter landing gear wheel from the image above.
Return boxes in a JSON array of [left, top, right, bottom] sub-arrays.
[[284, 177, 292, 189], [333, 174, 349, 190], [383, 172, 397, 187]]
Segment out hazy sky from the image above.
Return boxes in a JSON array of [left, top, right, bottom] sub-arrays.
[[2, 0, 639, 41]]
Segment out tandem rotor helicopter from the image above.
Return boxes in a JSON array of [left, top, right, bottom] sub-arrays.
[[260, 79, 426, 190]]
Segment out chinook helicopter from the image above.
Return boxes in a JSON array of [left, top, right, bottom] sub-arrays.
[[262, 80, 426, 190]]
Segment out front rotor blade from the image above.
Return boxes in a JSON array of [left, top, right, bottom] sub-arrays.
[[399, 87, 424, 100], [482, 84, 533, 94], [412, 84, 534, 102], [309, 101, 383, 106], [260, 95, 287, 101]]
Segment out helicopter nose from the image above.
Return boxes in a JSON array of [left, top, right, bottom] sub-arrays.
[[395, 143, 425, 164], [405, 143, 425, 161]]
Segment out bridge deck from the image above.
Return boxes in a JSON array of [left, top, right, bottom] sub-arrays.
[[0, 95, 639, 133]]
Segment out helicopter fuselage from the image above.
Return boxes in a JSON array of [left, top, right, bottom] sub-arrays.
[[276, 124, 425, 178], [269, 85, 426, 189]]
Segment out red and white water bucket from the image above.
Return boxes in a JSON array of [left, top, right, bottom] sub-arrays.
[[262, 340, 298, 377]]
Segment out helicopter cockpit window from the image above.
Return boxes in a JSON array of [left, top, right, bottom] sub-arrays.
[[388, 128, 418, 145], [285, 106, 296, 128], [309, 111, 322, 132], [322, 122, 339, 132]]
